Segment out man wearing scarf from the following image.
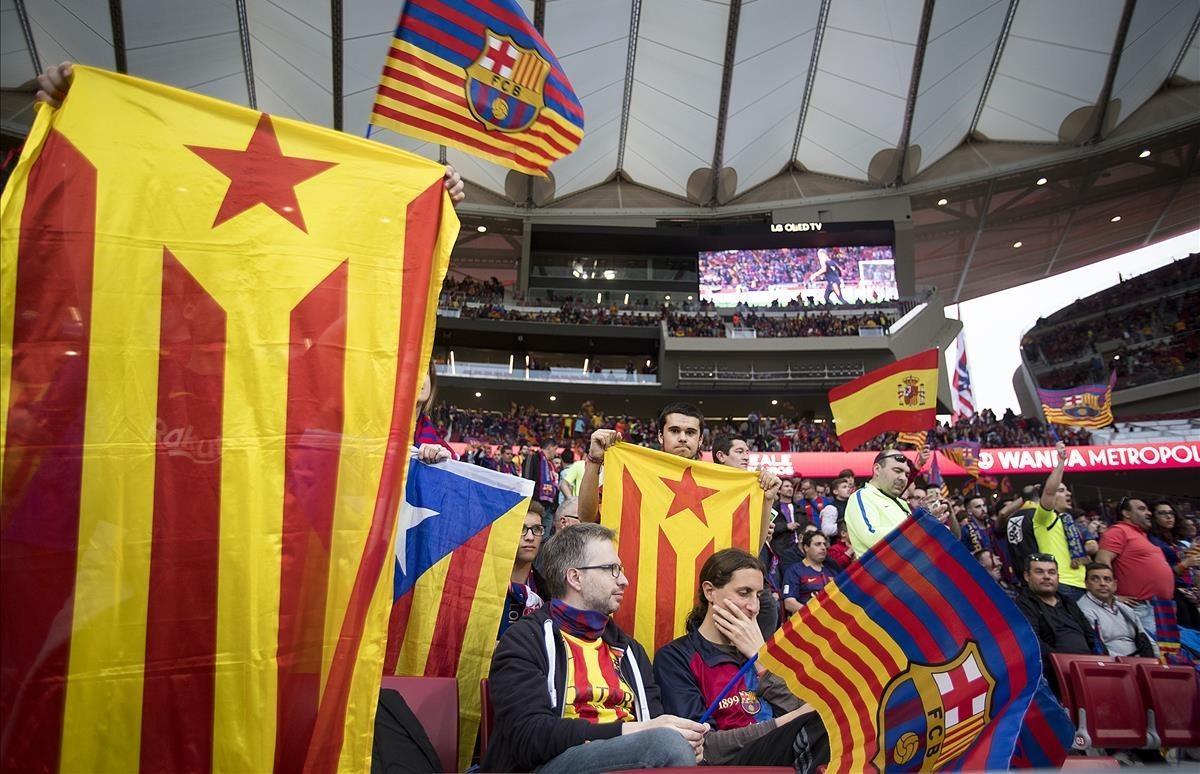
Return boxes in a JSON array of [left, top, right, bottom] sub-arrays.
[[483, 523, 707, 772], [1032, 442, 1088, 601], [524, 437, 560, 514]]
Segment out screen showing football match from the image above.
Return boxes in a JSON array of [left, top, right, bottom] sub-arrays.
[[698, 245, 897, 307]]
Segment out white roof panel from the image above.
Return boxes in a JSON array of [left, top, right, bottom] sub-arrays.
[[1110, 0, 1198, 126]]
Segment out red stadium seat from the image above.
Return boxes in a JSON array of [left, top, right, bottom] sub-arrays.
[[1134, 663, 1200, 748], [1114, 656, 1159, 666], [1068, 660, 1146, 749], [480, 678, 494, 758], [1060, 756, 1119, 769], [380, 675, 458, 772], [1049, 653, 1113, 721]]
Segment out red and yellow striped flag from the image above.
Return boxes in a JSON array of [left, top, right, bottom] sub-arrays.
[[829, 349, 939, 452], [896, 431, 928, 453], [0, 66, 457, 773], [599, 444, 764, 653]]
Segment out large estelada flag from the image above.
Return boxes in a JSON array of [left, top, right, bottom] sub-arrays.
[[1037, 371, 1117, 429], [829, 349, 939, 452], [370, 0, 585, 175], [384, 452, 532, 770], [0, 67, 457, 773], [760, 511, 1054, 772], [599, 443, 764, 654]]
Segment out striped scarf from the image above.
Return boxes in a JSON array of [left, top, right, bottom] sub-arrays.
[[549, 599, 609, 641]]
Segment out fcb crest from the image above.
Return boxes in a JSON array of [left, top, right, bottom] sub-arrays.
[[1061, 392, 1102, 419], [875, 642, 996, 771], [465, 30, 549, 133], [898, 375, 927, 407]]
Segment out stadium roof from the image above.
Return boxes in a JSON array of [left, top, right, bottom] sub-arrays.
[[2, 0, 1198, 300]]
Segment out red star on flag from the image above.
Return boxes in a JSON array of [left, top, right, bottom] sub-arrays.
[[660, 468, 720, 526], [186, 113, 336, 232]]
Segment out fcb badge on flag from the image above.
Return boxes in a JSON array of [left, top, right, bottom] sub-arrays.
[[467, 31, 550, 133]]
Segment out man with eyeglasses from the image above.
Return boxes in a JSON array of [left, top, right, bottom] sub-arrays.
[[1095, 497, 1175, 651], [844, 449, 958, 555], [484, 523, 707, 772], [500, 501, 548, 638]]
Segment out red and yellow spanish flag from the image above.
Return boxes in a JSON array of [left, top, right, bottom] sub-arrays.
[[829, 349, 939, 452], [599, 444, 764, 654], [370, 0, 585, 175], [0, 66, 457, 773]]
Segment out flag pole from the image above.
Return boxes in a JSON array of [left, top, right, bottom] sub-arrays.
[[699, 656, 757, 725]]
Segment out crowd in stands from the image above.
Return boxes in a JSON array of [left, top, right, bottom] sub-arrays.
[[664, 309, 894, 338], [698, 246, 891, 291], [438, 275, 505, 306], [1031, 253, 1198, 329], [429, 401, 1091, 453]]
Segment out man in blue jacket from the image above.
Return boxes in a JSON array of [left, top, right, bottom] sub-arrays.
[[482, 523, 707, 772]]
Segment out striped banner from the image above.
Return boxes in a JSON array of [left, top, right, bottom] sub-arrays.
[[0, 66, 457, 773]]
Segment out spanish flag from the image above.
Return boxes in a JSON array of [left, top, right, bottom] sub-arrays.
[[370, 0, 585, 175], [0, 67, 457, 773], [829, 349, 939, 452], [599, 444, 763, 654], [760, 511, 1051, 773]]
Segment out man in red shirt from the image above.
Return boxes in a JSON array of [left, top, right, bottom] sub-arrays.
[[1095, 498, 1174, 653]]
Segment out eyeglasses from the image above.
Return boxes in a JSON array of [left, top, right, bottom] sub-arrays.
[[575, 563, 624, 578], [521, 525, 546, 537]]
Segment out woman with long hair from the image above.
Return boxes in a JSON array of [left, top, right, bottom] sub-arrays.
[[652, 548, 829, 770]]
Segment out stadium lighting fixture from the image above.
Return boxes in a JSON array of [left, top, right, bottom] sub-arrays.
[[1036, 177, 1047, 186], [1139, 149, 1151, 158], [1012, 241, 1023, 248], [583, 357, 590, 372], [687, 295, 693, 301], [450, 350, 456, 374], [645, 359, 651, 367], [664, 295, 671, 300], [603, 270, 616, 280], [1110, 215, 1121, 222], [550, 395, 556, 401], [936, 198, 948, 206], [476, 225, 487, 233], [596, 292, 602, 303], [623, 293, 630, 304], [525, 354, 530, 366], [508, 354, 514, 373], [771, 399, 778, 406], [475, 391, 482, 397], [1113, 354, 1121, 361]]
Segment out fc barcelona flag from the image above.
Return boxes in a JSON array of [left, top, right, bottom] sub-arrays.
[[0, 67, 457, 773], [760, 511, 1047, 772], [600, 443, 764, 653], [371, 0, 585, 175], [384, 453, 533, 770], [1037, 371, 1117, 429]]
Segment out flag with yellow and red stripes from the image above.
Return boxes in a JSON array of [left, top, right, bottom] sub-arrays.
[[0, 66, 457, 773], [599, 444, 764, 654]]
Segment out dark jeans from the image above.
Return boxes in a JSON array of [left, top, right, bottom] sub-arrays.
[[718, 711, 830, 773]]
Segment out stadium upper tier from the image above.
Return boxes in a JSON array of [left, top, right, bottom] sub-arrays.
[[1021, 254, 1199, 391]]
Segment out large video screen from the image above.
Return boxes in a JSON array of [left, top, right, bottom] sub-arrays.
[[698, 245, 896, 307]]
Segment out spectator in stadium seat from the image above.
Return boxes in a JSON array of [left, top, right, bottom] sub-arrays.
[[1030, 443, 1087, 601], [974, 549, 1017, 599], [845, 449, 958, 555], [1077, 562, 1154, 658], [1095, 498, 1175, 652], [653, 549, 830, 770], [713, 433, 780, 640], [782, 531, 837, 612], [770, 478, 803, 572], [483, 523, 705, 772], [553, 497, 581, 535], [903, 484, 928, 514], [500, 501, 547, 638], [818, 477, 853, 537], [524, 437, 559, 519], [960, 495, 996, 556], [794, 479, 827, 532], [826, 521, 856, 572], [557, 448, 582, 500], [1016, 554, 1100, 695], [495, 445, 519, 476]]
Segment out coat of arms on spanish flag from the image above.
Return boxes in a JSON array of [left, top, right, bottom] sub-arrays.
[[0, 66, 457, 773], [599, 444, 764, 654], [828, 348, 940, 452]]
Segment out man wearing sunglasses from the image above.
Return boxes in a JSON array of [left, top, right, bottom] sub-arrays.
[[484, 522, 707, 772], [845, 449, 958, 555]]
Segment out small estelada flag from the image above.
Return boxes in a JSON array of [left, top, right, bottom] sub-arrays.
[[1, 66, 457, 774], [599, 444, 764, 654], [370, 0, 585, 175], [829, 349, 939, 452]]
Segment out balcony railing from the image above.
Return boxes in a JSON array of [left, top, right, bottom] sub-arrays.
[[436, 361, 659, 384], [677, 362, 865, 384]]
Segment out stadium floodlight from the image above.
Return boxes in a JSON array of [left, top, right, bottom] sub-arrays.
[[937, 198, 948, 206], [771, 399, 778, 405], [1139, 149, 1151, 158], [1036, 177, 1047, 186], [596, 292, 602, 303], [583, 357, 590, 373], [1012, 241, 1022, 248], [475, 391, 482, 397], [1110, 215, 1121, 223], [476, 225, 487, 233], [509, 354, 514, 373], [550, 395, 556, 401], [623, 293, 630, 304]]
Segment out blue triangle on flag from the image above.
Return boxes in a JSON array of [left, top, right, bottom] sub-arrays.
[[394, 459, 529, 600]]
